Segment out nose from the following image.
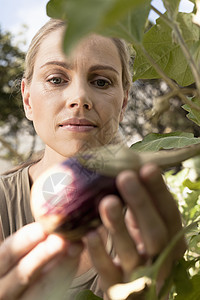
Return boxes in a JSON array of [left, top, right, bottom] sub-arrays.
[[66, 79, 93, 111], [69, 100, 91, 110]]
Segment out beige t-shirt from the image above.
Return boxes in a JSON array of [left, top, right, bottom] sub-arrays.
[[0, 166, 105, 299]]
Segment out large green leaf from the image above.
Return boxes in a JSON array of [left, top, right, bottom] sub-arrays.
[[100, 3, 151, 44], [46, 0, 150, 54], [130, 132, 200, 152], [133, 12, 200, 86], [47, 0, 113, 54], [100, 0, 150, 28]]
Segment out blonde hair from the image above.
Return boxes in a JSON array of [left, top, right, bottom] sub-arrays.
[[24, 19, 132, 91], [24, 19, 66, 84]]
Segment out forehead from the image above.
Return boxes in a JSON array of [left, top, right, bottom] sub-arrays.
[[34, 28, 122, 71]]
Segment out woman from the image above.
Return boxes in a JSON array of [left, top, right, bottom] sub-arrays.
[[0, 19, 185, 299]]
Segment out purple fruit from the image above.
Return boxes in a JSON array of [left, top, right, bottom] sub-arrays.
[[31, 156, 121, 240]]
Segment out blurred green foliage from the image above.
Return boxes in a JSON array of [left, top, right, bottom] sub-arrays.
[[0, 27, 25, 131]]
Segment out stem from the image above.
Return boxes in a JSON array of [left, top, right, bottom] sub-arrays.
[[151, 4, 200, 97]]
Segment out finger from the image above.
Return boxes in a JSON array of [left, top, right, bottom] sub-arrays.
[[99, 196, 142, 274], [116, 171, 168, 256], [0, 234, 70, 299], [0, 223, 47, 277], [139, 164, 186, 256], [124, 209, 145, 255], [85, 230, 122, 291], [139, 164, 182, 233], [20, 243, 83, 300]]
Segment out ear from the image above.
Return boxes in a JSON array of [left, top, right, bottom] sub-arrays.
[[21, 79, 33, 121], [120, 90, 128, 122]]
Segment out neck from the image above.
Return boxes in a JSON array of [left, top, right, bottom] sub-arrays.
[[29, 146, 69, 184]]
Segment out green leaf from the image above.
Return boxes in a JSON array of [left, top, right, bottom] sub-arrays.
[[190, 39, 200, 69], [47, 0, 113, 54], [46, 0, 150, 54], [133, 13, 200, 86], [75, 290, 102, 300], [182, 97, 200, 127], [130, 132, 200, 152], [175, 275, 200, 299], [184, 178, 200, 190], [46, 0, 68, 19], [101, 2, 151, 43], [100, 0, 149, 27], [173, 258, 193, 295], [188, 233, 200, 255]]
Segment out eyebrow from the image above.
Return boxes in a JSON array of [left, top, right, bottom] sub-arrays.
[[40, 61, 119, 75], [88, 65, 119, 75], [40, 61, 72, 70]]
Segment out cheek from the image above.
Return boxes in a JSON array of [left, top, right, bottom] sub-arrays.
[[29, 89, 56, 136], [99, 91, 124, 122], [96, 94, 124, 143], [30, 85, 58, 119]]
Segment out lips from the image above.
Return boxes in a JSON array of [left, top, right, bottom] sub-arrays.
[[59, 118, 97, 127], [58, 118, 97, 132]]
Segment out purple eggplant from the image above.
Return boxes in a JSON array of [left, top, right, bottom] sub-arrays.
[[31, 154, 122, 240]]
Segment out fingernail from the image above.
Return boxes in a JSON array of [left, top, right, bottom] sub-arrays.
[[140, 164, 160, 182], [123, 176, 137, 195], [108, 200, 122, 221], [68, 243, 83, 257]]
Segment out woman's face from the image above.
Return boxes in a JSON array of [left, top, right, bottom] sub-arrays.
[[22, 28, 128, 158]]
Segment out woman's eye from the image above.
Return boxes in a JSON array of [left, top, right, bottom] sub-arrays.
[[92, 79, 111, 88], [48, 77, 66, 85]]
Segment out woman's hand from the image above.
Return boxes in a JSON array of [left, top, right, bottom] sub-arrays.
[[0, 222, 83, 300], [86, 164, 186, 298]]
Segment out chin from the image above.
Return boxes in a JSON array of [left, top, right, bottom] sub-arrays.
[[56, 140, 97, 158]]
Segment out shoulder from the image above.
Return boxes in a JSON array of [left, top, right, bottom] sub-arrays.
[[0, 165, 33, 238], [0, 166, 29, 186], [0, 166, 31, 198]]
